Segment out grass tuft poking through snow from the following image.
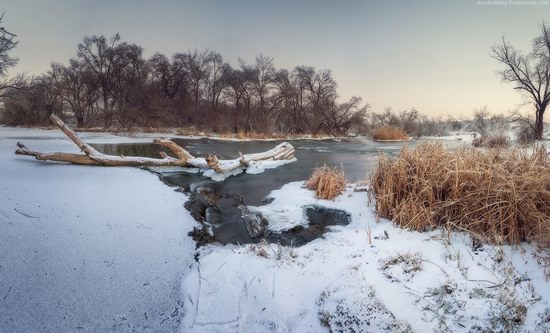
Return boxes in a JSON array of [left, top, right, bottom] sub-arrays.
[[317, 285, 413, 333], [306, 164, 346, 200], [369, 142, 550, 248], [380, 252, 423, 282]]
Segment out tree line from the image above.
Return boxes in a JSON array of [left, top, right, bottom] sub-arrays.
[[0, 33, 369, 136], [2, 18, 547, 139]]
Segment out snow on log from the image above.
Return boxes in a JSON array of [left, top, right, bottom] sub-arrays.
[[14, 114, 296, 175], [205, 142, 295, 173]]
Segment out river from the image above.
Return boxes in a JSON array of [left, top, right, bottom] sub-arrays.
[[92, 137, 464, 246]]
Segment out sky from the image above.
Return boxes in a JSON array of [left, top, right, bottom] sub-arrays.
[[1, 0, 548, 117]]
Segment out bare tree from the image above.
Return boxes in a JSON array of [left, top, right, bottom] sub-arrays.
[[184, 49, 215, 123], [250, 54, 279, 132], [0, 13, 17, 76], [272, 69, 301, 133], [2, 76, 59, 126], [204, 52, 227, 115], [399, 108, 419, 134], [492, 22, 550, 140], [77, 34, 126, 127], [372, 107, 399, 127], [0, 13, 23, 95], [150, 53, 188, 99], [60, 59, 101, 127], [294, 66, 337, 133], [468, 105, 491, 137], [324, 96, 369, 136], [222, 66, 242, 132]]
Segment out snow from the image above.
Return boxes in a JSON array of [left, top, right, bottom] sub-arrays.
[[423, 130, 476, 143], [245, 158, 297, 175], [0, 126, 199, 332], [247, 182, 361, 233], [2, 125, 550, 333], [181, 182, 550, 332], [192, 158, 297, 181], [203, 166, 244, 181]]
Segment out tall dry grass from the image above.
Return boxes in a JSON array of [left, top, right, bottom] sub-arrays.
[[369, 143, 550, 246], [307, 165, 346, 200], [371, 127, 410, 141]]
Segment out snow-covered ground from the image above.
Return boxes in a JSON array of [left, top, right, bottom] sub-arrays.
[[181, 182, 550, 332], [2, 126, 549, 332], [0, 126, 198, 332]]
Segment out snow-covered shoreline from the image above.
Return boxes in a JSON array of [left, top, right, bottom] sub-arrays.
[[0, 125, 338, 143], [182, 182, 550, 332]]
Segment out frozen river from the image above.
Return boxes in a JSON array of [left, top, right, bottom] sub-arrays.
[[0, 127, 197, 332]]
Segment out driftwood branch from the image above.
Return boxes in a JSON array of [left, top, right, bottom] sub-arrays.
[[205, 142, 295, 173], [15, 114, 296, 173]]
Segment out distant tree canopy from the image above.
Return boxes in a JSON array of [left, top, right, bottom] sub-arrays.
[[0, 33, 369, 136], [492, 21, 550, 140]]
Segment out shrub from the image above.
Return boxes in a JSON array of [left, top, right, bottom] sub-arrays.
[[472, 137, 484, 147], [484, 135, 510, 148], [369, 143, 550, 246], [306, 164, 346, 200], [371, 127, 409, 141], [516, 126, 536, 145], [471, 135, 510, 148]]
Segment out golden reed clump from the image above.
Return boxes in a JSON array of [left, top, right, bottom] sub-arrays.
[[306, 164, 346, 200], [369, 143, 550, 246], [371, 127, 410, 141]]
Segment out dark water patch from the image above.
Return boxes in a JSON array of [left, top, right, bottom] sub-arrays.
[[90, 142, 169, 159], [272, 206, 352, 247], [92, 137, 464, 246]]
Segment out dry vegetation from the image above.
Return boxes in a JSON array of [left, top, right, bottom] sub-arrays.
[[306, 164, 346, 200], [371, 126, 410, 141], [369, 143, 550, 247], [471, 134, 510, 148]]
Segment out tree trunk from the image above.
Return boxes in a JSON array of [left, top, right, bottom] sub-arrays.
[[103, 92, 110, 128], [15, 114, 295, 173], [535, 105, 546, 140]]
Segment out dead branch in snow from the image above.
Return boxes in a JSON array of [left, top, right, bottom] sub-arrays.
[[15, 114, 295, 173]]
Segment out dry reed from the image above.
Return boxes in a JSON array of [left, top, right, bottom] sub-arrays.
[[371, 127, 410, 141], [307, 164, 346, 200], [369, 143, 550, 247]]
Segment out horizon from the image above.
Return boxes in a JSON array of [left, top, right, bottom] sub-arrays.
[[2, 0, 548, 118]]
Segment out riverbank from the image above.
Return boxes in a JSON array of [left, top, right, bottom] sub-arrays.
[[182, 181, 550, 332], [5, 124, 339, 142]]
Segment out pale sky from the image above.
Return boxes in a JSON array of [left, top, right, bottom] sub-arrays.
[[2, 0, 549, 117]]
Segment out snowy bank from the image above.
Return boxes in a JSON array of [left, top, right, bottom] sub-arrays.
[[181, 182, 550, 332]]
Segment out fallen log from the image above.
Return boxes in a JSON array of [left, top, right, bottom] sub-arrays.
[[205, 141, 296, 173], [15, 114, 296, 174]]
